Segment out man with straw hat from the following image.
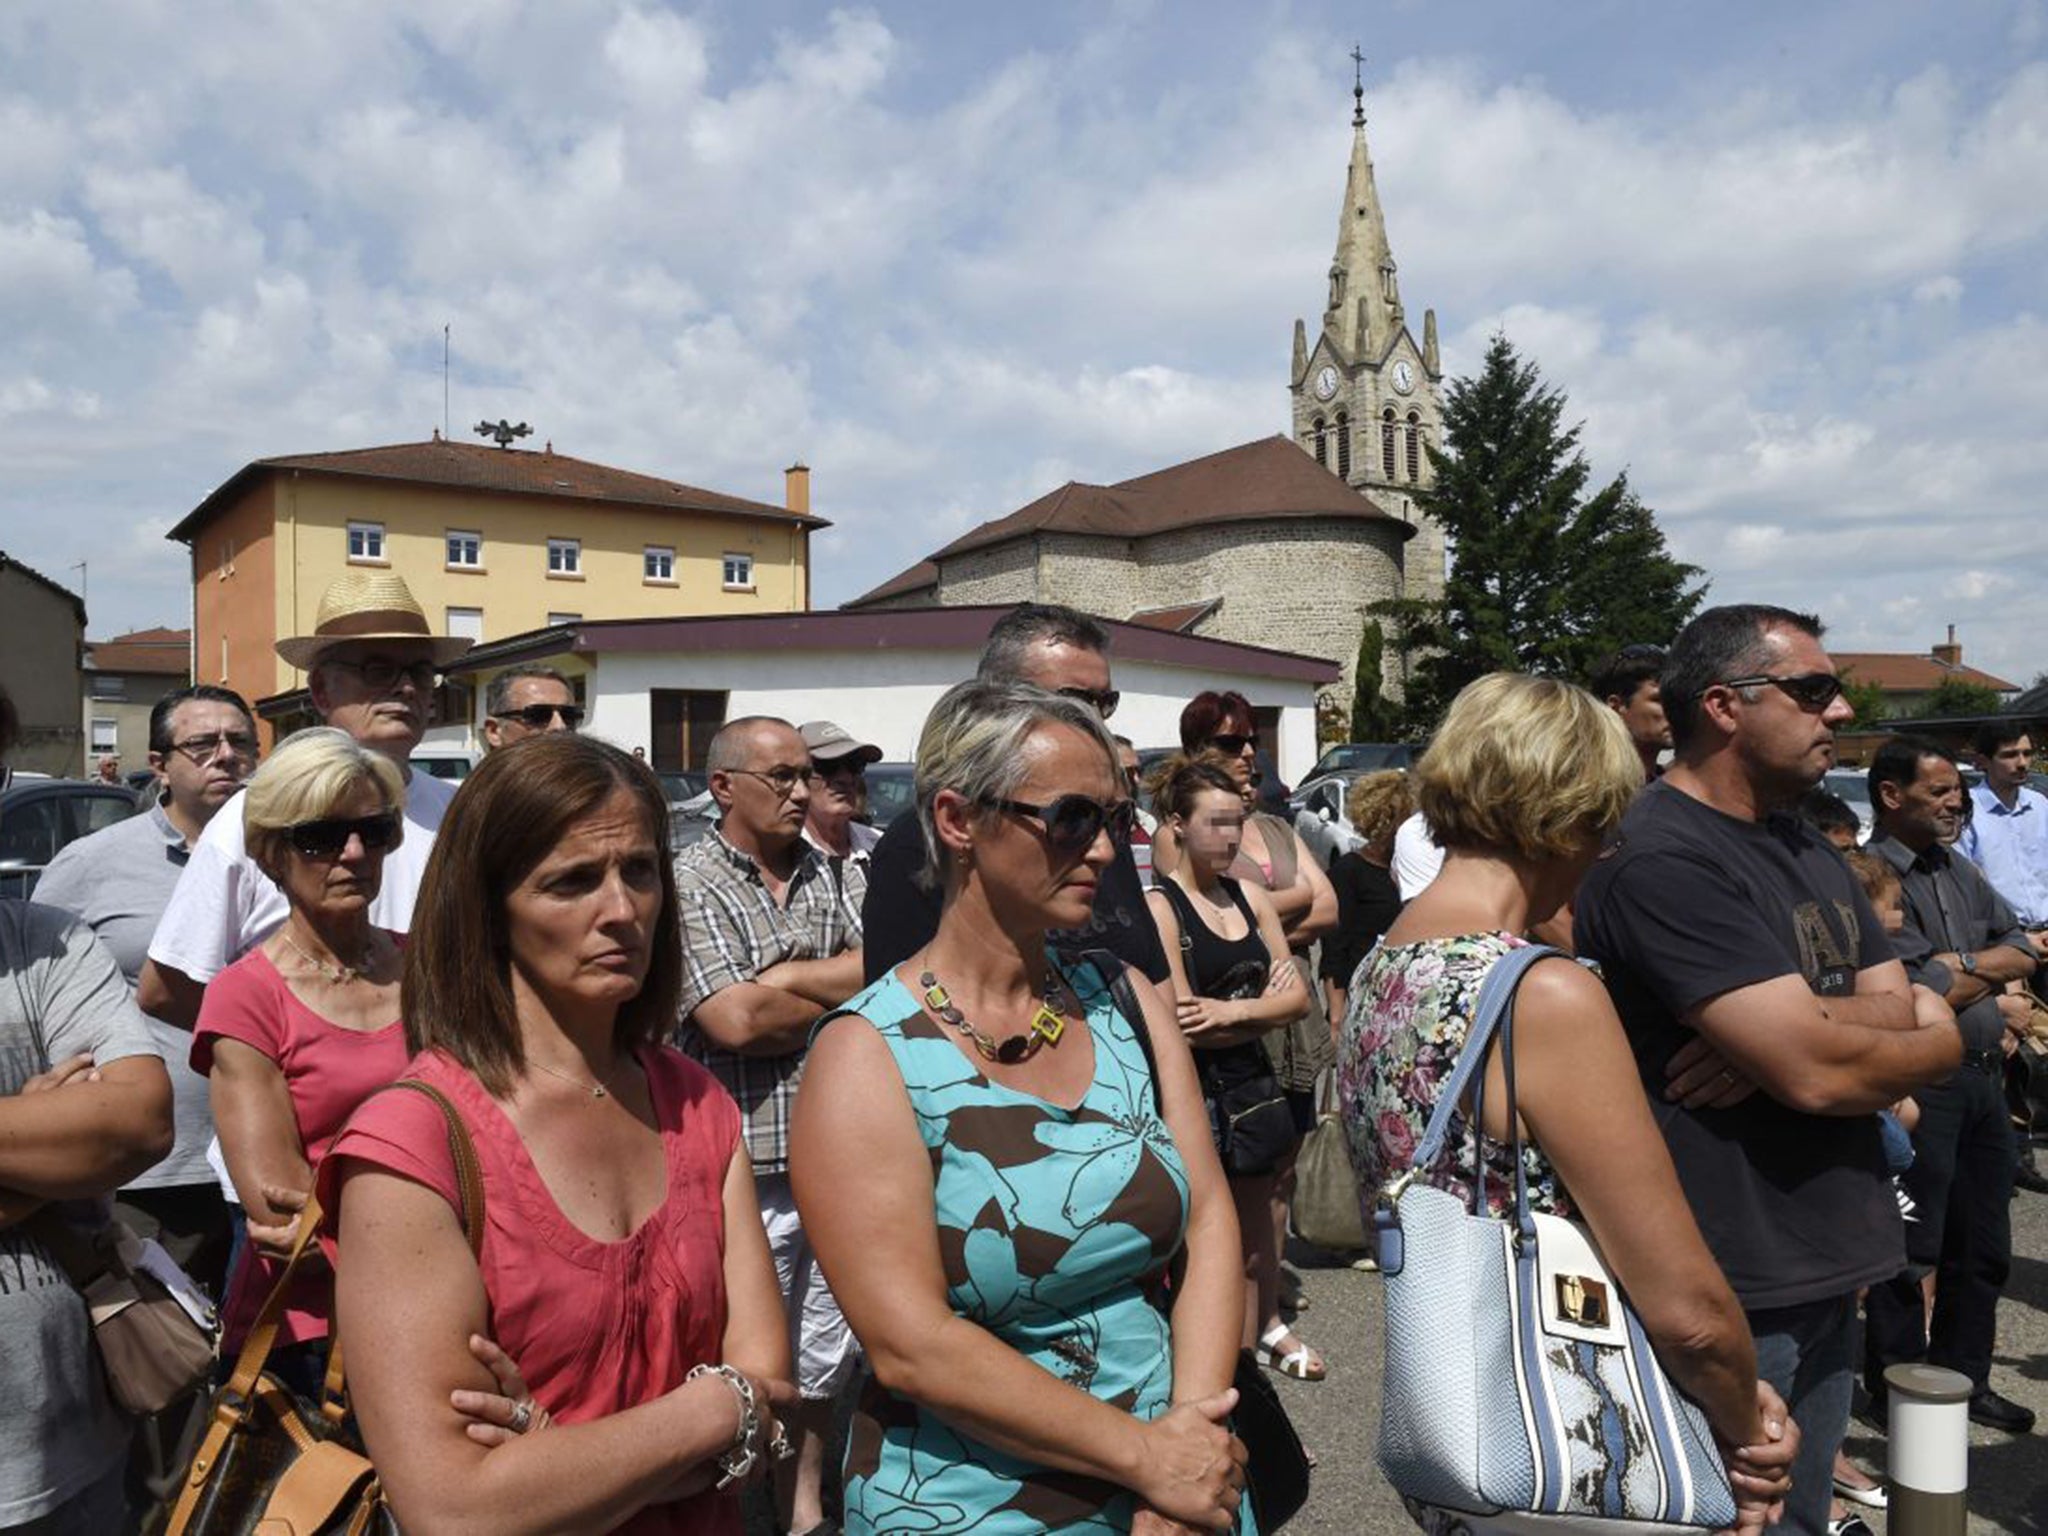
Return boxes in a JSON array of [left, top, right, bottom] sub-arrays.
[[138, 571, 471, 1029]]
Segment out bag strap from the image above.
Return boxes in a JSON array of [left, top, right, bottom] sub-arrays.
[[368, 1079, 488, 1257], [1408, 942, 1556, 1171], [1086, 948, 1162, 1116]]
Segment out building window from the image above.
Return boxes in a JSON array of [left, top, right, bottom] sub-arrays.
[[722, 553, 754, 590], [87, 674, 126, 702], [1335, 411, 1351, 479], [445, 607, 484, 644], [547, 612, 582, 627], [446, 530, 482, 569], [1406, 412, 1422, 482], [644, 545, 676, 583], [219, 537, 235, 580], [347, 521, 386, 562], [90, 718, 118, 754], [1382, 409, 1398, 479], [547, 537, 581, 575], [1310, 417, 1327, 467]]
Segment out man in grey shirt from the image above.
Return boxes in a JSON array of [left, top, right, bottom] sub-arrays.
[[1, 684, 174, 1531]]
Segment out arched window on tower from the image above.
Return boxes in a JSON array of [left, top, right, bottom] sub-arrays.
[[1405, 412, 1422, 482], [1311, 416, 1327, 467], [1381, 408, 1397, 480], [1335, 411, 1351, 478]]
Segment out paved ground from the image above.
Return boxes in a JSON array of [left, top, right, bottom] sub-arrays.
[[1273, 1182, 2048, 1535]]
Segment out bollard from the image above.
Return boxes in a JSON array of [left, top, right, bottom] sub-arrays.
[[1884, 1362, 1971, 1536]]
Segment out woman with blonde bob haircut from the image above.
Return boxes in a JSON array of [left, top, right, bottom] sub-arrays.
[[1338, 673, 1801, 1533], [191, 727, 412, 1381], [792, 679, 1256, 1534]]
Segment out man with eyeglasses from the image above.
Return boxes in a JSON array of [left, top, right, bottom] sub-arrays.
[[140, 572, 471, 1030], [480, 664, 582, 751], [799, 719, 883, 884], [860, 603, 1171, 993], [671, 716, 865, 1536], [1576, 604, 1964, 1534]]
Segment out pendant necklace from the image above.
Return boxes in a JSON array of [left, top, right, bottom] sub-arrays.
[[917, 964, 1068, 1066], [528, 1058, 610, 1099], [277, 928, 373, 986]]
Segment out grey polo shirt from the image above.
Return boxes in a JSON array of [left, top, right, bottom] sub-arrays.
[[34, 799, 212, 1188], [1868, 830, 2033, 1054]]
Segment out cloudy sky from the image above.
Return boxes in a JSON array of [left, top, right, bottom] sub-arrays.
[[3, 1, 2044, 684]]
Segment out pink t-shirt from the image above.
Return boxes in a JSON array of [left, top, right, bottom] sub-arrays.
[[191, 943, 409, 1349], [321, 1047, 743, 1536]]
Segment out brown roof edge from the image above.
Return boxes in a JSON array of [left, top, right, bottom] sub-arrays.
[[447, 606, 1340, 685], [0, 551, 87, 624], [844, 559, 940, 608]]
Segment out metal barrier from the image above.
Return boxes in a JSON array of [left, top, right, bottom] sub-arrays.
[[1884, 1362, 1971, 1535]]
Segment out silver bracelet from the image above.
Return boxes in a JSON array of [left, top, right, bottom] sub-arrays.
[[686, 1363, 760, 1490]]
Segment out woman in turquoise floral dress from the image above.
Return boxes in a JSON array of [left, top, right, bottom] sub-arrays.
[[791, 680, 1254, 1534], [1336, 673, 1799, 1534]]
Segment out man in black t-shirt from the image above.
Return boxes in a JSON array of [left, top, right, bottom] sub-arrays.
[[1576, 604, 1962, 1536], [860, 604, 1171, 989]]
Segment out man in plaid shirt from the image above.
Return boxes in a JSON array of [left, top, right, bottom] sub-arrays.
[[672, 715, 864, 1536]]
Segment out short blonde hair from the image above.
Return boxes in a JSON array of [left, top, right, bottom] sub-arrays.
[[913, 678, 1121, 890], [1345, 769, 1415, 849], [243, 727, 406, 875], [1417, 673, 1641, 863]]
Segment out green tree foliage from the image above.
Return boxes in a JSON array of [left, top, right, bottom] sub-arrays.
[[1347, 619, 1394, 742], [1838, 671, 1890, 728], [1384, 335, 1706, 731], [1910, 677, 2005, 719]]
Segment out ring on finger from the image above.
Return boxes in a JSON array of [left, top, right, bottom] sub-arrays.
[[508, 1398, 535, 1434]]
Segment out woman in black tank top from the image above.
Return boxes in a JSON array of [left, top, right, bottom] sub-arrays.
[[1143, 752, 1324, 1381]]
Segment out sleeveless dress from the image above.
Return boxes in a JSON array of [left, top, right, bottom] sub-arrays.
[[833, 957, 1257, 1534], [1231, 813, 1334, 1096]]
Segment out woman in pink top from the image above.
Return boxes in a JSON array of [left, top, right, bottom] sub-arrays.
[[323, 734, 791, 1536], [192, 727, 412, 1373]]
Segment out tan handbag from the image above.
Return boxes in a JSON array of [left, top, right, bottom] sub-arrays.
[[1290, 1079, 1367, 1253], [33, 1210, 220, 1415], [166, 1080, 485, 1536]]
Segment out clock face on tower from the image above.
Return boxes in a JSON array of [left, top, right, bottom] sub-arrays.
[[1391, 360, 1416, 395], [1312, 365, 1340, 401]]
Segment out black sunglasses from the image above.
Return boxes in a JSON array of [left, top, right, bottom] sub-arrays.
[[288, 813, 402, 859], [1718, 672, 1844, 711], [1054, 685, 1120, 720], [982, 794, 1137, 852], [1209, 733, 1255, 755], [493, 703, 584, 730]]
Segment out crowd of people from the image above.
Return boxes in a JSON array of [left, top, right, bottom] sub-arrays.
[[1, 570, 2041, 1536]]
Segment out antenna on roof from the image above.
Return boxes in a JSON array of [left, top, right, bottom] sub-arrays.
[[473, 419, 532, 449], [442, 324, 450, 441], [1351, 44, 1366, 126]]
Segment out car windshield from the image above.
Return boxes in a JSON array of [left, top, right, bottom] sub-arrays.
[[1312, 743, 1412, 778], [863, 765, 917, 830]]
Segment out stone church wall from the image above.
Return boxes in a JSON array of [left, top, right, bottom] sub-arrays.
[[934, 540, 1036, 605]]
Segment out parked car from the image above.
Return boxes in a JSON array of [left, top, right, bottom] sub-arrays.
[[667, 788, 720, 854], [1290, 772, 1363, 872], [0, 777, 144, 898], [658, 769, 708, 805], [1820, 768, 1876, 842], [862, 762, 917, 833], [410, 747, 481, 782], [1306, 741, 1417, 782]]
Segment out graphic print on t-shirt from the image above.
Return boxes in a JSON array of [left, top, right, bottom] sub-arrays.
[[1790, 898, 1862, 994]]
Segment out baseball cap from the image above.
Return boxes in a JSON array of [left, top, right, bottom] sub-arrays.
[[799, 720, 882, 766]]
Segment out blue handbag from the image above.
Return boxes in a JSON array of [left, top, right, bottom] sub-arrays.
[[1371, 944, 1737, 1531]]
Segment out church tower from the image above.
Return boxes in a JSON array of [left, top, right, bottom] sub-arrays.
[[1290, 56, 1445, 604]]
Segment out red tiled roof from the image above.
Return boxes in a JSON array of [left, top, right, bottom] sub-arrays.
[[845, 437, 1407, 609], [168, 439, 826, 543], [1128, 597, 1222, 633], [1834, 653, 2018, 693], [87, 627, 190, 676]]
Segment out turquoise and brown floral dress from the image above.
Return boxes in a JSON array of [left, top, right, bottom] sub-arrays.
[[832, 955, 1257, 1534], [1336, 932, 1575, 1222]]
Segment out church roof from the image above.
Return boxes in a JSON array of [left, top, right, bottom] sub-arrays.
[[168, 438, 827, 543], [847, 437, 1407, 609]]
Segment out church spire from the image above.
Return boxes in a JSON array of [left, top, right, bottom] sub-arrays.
[[1323, 48, 1401, 365]]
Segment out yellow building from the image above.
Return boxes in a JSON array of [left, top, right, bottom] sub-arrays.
[[167, 435, 823, 742]]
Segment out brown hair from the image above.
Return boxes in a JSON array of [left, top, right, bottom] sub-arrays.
[[1146, 749, 1242, 822], [1178, 690, 1254, 752], [1345, 769, 1416, 849], [1843, 848, 1899, 906], [402, 734, 681, 1095]]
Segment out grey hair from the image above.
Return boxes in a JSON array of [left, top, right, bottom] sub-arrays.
[[485, 665, 574, 717], [976, 603, 1111, 683], [705, 715, 795, 775], [914, 679, 1122, 891]]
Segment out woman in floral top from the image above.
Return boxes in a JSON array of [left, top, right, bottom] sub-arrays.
[[1337, 673, 1800, 1534]]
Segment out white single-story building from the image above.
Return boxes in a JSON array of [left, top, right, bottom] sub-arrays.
[[432, 607, 1339, 785]]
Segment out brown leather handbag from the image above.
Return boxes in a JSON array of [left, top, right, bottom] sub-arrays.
[[32, 1209, 219, 1415], [166, 1081, 485, 1536]]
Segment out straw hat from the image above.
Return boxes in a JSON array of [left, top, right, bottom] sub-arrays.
[[275, 570, 475, 670]]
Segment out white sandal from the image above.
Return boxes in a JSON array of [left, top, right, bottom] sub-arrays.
[[1255, 1322, 1326, 1381]]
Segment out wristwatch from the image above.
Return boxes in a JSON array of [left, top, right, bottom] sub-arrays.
[[1959, 951, 1979, 976]]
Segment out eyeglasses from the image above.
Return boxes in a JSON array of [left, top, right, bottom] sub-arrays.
[[167, 732, 260, 765], [324, 657, 438, 691], [1054, 686, 1120, 720], [492, 704, 584, 730], [287, 812, 402, 859], [1718, 673, 1845, 711], [1209, 733, 1255, 755], [729, 766, 820, 798], [982, 794, 1137, 852]]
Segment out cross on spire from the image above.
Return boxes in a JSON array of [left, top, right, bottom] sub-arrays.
[[1351, 44, 1366, 126]]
